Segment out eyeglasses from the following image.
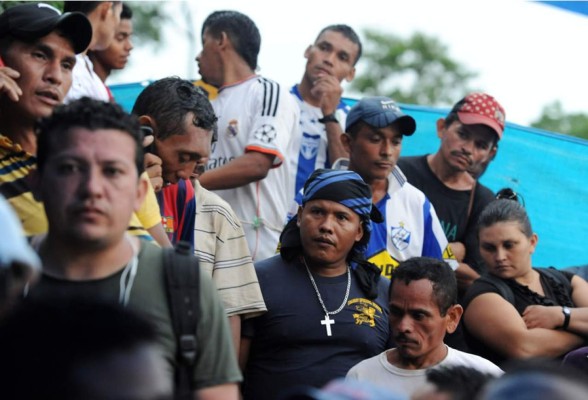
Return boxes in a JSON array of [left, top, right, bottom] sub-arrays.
[[495, 188, 525, 207]]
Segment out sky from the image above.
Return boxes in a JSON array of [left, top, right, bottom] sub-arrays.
[[110, 0, 588, 127]]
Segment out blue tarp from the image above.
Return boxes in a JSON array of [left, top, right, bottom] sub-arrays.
[[111, 82, 588, 268]]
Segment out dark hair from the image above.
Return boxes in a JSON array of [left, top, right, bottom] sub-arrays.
[[36, 97, 144, 175], [444, 97, 499, 146], [390, 257, 457, 315], [121, 3, 132, 20], [64, 1, 121, 15], [316, 24, 362, 65], [202, 10, 260, 71], [426, 365, 496, 400], [0, 297, 157, 399], [477, 199, 533, 238], [132, 76, 218, 142]]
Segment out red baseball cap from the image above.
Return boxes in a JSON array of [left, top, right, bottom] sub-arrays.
[[451, 92, 506, 140]]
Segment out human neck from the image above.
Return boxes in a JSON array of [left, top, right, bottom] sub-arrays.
[[388, 345, 448, 370], [427, 153, 474, 190], [220, 56, 256, 87], [302, 255, 348, 277], [368, 175, 388, 204], [89, 56, 110, 83], [40, 234, 138, 280], [297, 78, 321, 107], [0, 116, 37, 154]]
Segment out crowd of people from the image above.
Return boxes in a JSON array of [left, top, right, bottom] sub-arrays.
[[1, 2, 587, 399]]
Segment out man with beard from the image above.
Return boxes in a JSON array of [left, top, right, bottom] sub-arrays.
[[346, 257, 501, 397], [397, 93, 505, 292]]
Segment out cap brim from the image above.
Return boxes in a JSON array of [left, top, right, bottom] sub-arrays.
[[457, 112, 503, 140], [54, 12, 92, 54]]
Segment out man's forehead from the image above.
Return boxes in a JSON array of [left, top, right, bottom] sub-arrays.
[[455, 121, 497, 142]]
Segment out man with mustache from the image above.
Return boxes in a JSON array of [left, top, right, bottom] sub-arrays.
[[346, 257, 501, 397], [241, 169, 391, 400], [30, 97, 241, 400], [339, 96, 457, 279], [397, 93, 505, 291], [132, 77, 267, 355], [0, 2, 92, 236]]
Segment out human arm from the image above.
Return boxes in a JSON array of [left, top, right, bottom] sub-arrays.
[[0, 64, 22, 101], [142, 135, 164, 192], [198, 151, 274, 191], [523, 275, 588, 335], [193, 271, 241, 398], [450, 241, 481, 288], [229, 315, 241, 359], [135, 173, 172, 248], [310, 74, 348, 164], [464, 292, 584, 359]]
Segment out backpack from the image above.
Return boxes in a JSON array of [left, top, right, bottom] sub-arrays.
[[163, 241, 200, 400], [477, 267, 571, 304]]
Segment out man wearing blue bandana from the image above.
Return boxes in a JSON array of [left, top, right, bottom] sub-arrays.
[[339, 96, 457, 280], [240, 169, 391, 400]]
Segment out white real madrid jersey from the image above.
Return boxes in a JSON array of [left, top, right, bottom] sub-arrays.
[[209, 76, 299, 261]]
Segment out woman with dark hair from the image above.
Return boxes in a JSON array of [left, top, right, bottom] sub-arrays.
[[462, 199, 588, 366]]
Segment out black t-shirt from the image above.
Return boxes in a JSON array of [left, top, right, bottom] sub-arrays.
[[461, 268, 575, 366], [397, 155, 495, 273]]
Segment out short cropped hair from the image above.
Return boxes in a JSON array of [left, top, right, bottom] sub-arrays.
[[202, 10, 260, 71], [121, 3, 132, 20], [36, 97, 144, 175], [390, 257, 457, 316], [132, 76, 218, 142], [316, 24, 362, 65]]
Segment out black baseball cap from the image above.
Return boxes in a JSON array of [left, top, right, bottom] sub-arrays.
[[0, 3, 92, 54]]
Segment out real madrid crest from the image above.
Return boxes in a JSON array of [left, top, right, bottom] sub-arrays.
[[226, 119, 239, 138]]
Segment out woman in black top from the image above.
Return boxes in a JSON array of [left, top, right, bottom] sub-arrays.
[[462, 199, 588, 366]]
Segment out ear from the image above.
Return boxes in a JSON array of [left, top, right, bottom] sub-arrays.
[[218, 31, 230, 50], [296, 206, 303, 227], [30, 168, 42, 202], [98, 1, 113, 20], [134, 173, 149, 212], [529, 233, 539, 254], [445, 304, 463, 334], [344, 66, 356, 82], [303, 45, 312, 59], [488, 145, 498, 161], [138, 115, 158, 139], [354, 219, 364, 243], [341, 132, 352, 153], [436, 118, 446, 139]]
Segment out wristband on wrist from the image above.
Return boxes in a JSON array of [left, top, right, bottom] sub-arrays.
[[561, 306, 571, 330], [318, 113, 338, 124]]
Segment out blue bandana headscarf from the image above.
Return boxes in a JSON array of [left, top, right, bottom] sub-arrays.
[[280, 169, 383, 298]]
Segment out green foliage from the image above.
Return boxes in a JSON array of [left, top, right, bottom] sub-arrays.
[[351, 29, 477, 107], [531, 101, 588, 140], [126, 1, 167, 47]]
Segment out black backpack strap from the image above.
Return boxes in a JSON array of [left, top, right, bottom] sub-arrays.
[[477, 274, 515, 304], [164, 241, 200, 400]]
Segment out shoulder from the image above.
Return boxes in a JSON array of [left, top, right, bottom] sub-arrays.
[[462, 275, 510, 309], [347, 351, 384, 375], [474, 183, 495, 204], [445, 347, 503, 375]]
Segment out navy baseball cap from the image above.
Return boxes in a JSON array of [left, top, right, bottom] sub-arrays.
[[346, 96, 416, 136], [0, 3, 92, 54]]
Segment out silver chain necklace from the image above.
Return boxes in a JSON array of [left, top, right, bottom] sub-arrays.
[[303, 258, 351, 336]]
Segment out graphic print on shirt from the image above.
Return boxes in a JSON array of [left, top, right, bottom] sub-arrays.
[[349, 298, 385, 328]]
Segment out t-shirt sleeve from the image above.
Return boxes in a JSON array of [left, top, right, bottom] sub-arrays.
[[244, 79, 299, 167], [135, 173, 162, 230], [193, 268, 242, 388]]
